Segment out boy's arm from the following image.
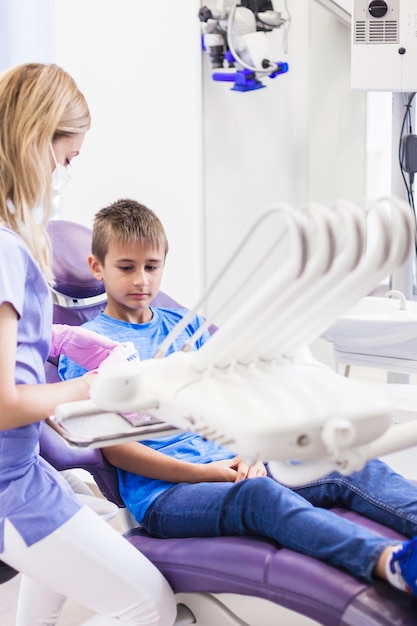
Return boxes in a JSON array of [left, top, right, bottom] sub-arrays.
[[103, 441, 242, 484]]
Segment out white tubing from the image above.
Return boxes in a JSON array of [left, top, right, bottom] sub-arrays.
[[240, 200, 366, 363], [268, 197, 413, 358], [268, 459, 340, 487], [153, 205, 303, 359]]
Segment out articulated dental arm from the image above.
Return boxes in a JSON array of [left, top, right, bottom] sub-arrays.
[[88, 352, 394, 468], [55, 197, 417, 485]]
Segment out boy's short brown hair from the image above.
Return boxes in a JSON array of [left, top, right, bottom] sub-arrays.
[[92, 198, 169, 264]]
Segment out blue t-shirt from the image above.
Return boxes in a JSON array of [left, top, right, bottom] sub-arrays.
[[59, 307, 234, 523], [58, 307, 210, 379], [0, 227, 81, 553]]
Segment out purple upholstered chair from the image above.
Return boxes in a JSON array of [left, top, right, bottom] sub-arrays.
[[39, 220, 417, 625]]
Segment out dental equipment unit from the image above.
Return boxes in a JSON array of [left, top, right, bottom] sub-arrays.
[[51, 197, 417, 488], [322, 292, 417, 380], [32, 212, 417, 626], [198, 0, 289, 91]]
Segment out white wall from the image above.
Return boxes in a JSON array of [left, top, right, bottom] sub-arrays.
[[201, 0, 367, 318], [50, 0, 205, 307], [3, 1, 368, 317], [0, 0, 53, 67], [308, 1, 366, 203]]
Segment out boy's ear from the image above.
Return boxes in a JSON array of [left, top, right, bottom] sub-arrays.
[[88, 254, 103, 279]]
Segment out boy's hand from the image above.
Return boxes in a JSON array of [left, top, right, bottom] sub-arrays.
[[196, 457, 267, 483], [197, 457, 243, 483], [50, 324, 120, 369], [234, 459, 268, 482]]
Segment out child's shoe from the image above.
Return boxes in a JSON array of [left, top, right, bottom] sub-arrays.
[[389, 537, 417, 594]]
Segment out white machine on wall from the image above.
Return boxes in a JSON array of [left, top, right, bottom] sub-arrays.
[[351, 0, 417, 205], [351, 0, 417, 92], [322, 1, 417, 386], [352, 0, 417, 300], [198, 0, 289, 91]]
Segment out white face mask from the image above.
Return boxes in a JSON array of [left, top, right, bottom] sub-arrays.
[[30, 144, 73, 224], [50, 143, 72, 201]]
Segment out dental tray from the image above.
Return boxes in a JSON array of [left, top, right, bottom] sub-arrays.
[[47, 400, 180, 448]]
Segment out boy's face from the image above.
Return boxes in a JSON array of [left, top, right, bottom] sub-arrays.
[[88, 238, 165, 323]]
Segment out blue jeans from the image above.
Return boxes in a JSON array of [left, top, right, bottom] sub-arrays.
[[143, 459, 417, 582]]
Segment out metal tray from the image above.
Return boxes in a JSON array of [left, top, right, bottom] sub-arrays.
[[47, 400, 180, 448]]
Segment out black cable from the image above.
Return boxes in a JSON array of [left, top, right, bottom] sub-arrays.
[[398, 93, 417, 253], [398, 92, 415, 207]]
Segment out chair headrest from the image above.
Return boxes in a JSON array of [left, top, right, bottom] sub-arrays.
[[47, 220, 104, 299]]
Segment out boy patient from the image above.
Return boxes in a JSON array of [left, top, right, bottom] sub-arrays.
[[59, 197, 417, 597]]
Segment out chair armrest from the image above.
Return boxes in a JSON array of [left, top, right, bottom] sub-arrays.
[[39, 422, 124, 506]]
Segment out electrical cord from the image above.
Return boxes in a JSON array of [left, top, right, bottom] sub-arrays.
[[398, 92, 417, 251]]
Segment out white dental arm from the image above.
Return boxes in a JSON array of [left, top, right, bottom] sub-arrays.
[[55, 196, 417, 486], [88, 352, 394, 464], [261, 198, 410, 360], [188, 197, 412, 371]]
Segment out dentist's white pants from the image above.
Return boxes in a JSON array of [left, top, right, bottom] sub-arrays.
[[2, 507, 176, 626]]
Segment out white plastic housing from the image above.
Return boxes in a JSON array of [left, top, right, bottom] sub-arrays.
[[351, 0, 417, 91]]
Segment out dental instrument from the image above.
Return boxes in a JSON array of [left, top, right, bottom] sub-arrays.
[[50, 197, 417, 488], [198, 0, 289, 91]]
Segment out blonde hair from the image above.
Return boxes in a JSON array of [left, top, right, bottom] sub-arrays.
[[0, 63, 91, 282], [92, 198, 169, 264]]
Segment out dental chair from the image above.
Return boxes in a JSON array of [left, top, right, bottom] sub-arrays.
[[38, 217, 417, 625], [39, 420, 416, 626]]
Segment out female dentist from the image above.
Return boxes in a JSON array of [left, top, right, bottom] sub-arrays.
[[0, 62, 176, 626]]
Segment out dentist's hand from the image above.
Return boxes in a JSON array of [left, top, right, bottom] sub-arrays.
[[50, 324, 120, 369], [96, 341, 139, 371]]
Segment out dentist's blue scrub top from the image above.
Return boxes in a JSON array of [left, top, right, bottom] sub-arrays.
[[0, 227, 81, 553]]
